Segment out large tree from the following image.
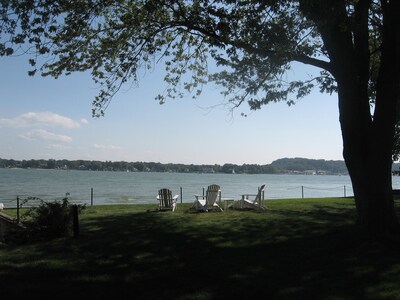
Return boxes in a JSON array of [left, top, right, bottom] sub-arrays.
[[1, 1, 399, 235]]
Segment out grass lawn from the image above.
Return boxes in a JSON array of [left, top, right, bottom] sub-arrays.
[[1, 198, 400, 299]]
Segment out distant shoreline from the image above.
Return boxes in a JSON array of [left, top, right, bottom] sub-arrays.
[[0, 157, 349, 175]]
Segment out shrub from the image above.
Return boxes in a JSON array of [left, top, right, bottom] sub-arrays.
[[22, 197, 85, 241]]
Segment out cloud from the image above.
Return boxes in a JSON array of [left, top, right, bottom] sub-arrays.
[[20, 129, 72, 142], [0, 112, 81, 128], [80, 118, 89, 124], [93, 144, 121, 150], [47, 144, 72, 150]]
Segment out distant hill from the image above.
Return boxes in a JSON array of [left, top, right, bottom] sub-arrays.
[[270, 157, 348, 175]]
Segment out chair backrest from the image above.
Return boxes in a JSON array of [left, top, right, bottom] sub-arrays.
[[206, 184, 220, 206], [158, 188, 174, 209], [254, 184, 266, 202]]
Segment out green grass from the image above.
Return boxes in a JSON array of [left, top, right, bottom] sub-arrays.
[[1, 198, 400, 299]]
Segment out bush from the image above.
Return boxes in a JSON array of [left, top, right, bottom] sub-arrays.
[[22, 197, 85, 241]]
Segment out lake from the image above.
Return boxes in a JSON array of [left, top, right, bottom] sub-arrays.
[[1, 168, 399, 208]]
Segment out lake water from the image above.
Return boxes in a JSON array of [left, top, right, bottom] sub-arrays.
[[1, 168, 400, 208]]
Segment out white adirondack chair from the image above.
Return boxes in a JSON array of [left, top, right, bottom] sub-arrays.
[[157, 188, 179, 212], [237, 184, 267, 210], [192, 184, 223, 212]]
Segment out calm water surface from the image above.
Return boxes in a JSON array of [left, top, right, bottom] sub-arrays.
[[1, 168, 399, 208]]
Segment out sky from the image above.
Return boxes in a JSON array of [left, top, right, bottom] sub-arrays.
[[0, 53, 344, 165]]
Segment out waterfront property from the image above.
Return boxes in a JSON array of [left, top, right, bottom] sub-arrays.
[[1, 198, 399, 299]]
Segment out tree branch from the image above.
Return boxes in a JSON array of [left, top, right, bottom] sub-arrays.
[[293, 54, 333, 73]]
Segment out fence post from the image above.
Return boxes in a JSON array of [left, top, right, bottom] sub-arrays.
[[16, 196, 20, 224], [344, 185, 346, 198], [302, 186, 304, 199], [91, 188, 94, 206], [180, 187, 183, 203], [72, 205, 79, 237]]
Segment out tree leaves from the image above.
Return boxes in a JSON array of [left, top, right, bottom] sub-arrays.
[[0, 1, 385, 118]]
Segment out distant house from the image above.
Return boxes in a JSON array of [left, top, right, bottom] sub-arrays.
[[201, 167, 215, 173], [304, 170, 317, 175]]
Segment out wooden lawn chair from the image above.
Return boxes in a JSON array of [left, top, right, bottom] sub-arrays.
[[237, 184, 267, 210], [157, 188, 179, 212], [192, 184, 223, 212]]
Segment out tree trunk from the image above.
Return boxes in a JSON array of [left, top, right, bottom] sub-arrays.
[[312, 0, 400, 236], [344, 141, 399, 236], [338, 42, 400, 235], [340, 12, 400, 235], [339, 79, 399, 235]]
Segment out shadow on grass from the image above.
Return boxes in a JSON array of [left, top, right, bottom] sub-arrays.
[[1, 203, 400, 299]]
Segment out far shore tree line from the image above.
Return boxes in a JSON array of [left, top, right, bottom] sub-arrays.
[[0, 157, 350, 175]]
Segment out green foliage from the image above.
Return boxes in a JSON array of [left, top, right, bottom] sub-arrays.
[[0, 157, 283, 174], [271, 157, 349, 174], [0, 1, 396, 127], [0, 0, 342, 116], [21, 197, 85, 241]]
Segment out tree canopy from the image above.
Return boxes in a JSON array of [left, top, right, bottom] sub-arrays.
[[1, 0, 343, 116]]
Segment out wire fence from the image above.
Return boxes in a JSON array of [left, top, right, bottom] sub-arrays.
[[287, 185, 351, 199], [0, 193, 78, 224], [261, 185, 353, 200], [0, 193, 77, 208], [0, 184, 354, 212]]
